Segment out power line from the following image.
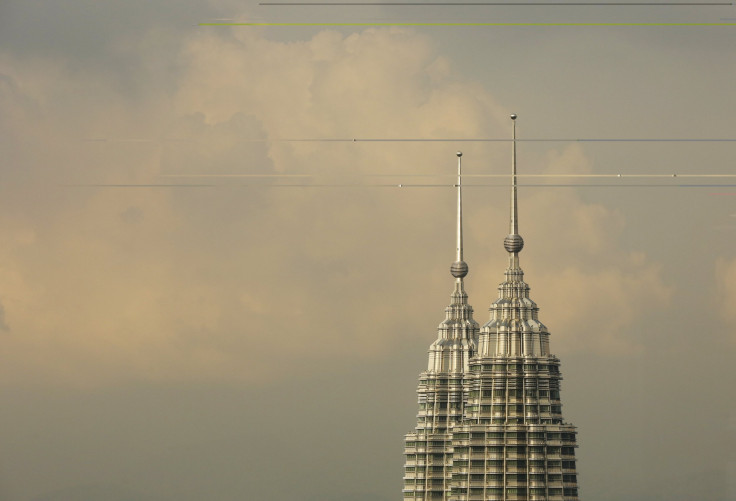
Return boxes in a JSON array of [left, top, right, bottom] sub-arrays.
[[61, 183, 736, 188], [259, 1, 731, 5], [199, 21, 736, 25], [81, 137, 736, 143], [158, 173, 736, 178]]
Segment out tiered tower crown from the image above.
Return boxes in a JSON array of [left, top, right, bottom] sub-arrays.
[[478, 114, 550, 359], [427, 151, 478, 376]]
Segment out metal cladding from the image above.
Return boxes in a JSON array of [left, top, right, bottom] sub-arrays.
[[451, 261, 469, 279], [403, 116, 581, 501], [503, 234, 524, 254]]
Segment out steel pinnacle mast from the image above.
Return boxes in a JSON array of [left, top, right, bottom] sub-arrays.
[[509, 114, 519, 235], [505, 113, 524, 271], [451, 151, 469, 291], [457, 151, 464, 267], [511, 114, 518, 239]]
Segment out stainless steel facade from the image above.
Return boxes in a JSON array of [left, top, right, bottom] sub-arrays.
[[403, 117, 580, 501]]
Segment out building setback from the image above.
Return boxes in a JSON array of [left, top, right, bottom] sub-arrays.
[[403, 115, 581, 501]]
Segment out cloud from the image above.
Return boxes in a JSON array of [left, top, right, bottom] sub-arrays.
[[0, 26, 671, 387], [523, 146, 672, 355], [716, 256, 736, 332], [0, 27, 501, 387], [0, 302, 10, 331]]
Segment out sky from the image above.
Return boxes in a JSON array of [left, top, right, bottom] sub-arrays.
[[1, 1, 736, 500]]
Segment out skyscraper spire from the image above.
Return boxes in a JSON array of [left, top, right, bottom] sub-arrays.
[[504, 113, 524, 270], [426, 152, 477, 374], [451, 151, 469, 283], [510, 114, 518, 236]]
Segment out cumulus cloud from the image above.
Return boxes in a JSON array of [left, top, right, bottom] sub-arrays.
[[716, 256, 736, 331], [522, 145, 673, 354], [0, 25, 671, 387], [0, 27, 502, 386]]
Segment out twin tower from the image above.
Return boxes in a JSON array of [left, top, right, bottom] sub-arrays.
[[402, 115, 581, 501]]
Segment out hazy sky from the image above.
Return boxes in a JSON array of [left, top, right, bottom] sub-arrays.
[[1, 1, 736, 500]]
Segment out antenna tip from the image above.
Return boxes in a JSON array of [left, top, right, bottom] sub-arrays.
[[456, 151, 463, 157], [510, 114, 517, 120]]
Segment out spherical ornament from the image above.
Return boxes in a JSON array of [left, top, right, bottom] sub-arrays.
[[504, 234, 524, 253], [451, 260, 469, 278]]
